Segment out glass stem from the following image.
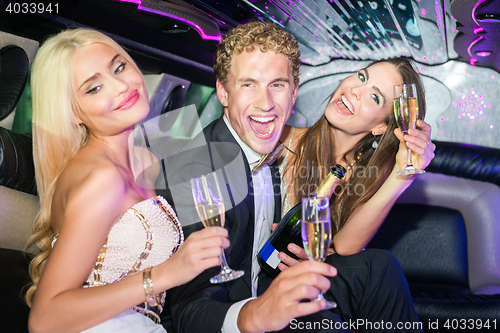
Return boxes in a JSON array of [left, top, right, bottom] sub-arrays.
[[406, 147, 413, 167], [219, 248, 232, 273]]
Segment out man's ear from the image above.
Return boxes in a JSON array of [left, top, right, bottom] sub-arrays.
[[371, 123, 387, 136], [216, 79, 228, 108], [292, 83, 299, 105]]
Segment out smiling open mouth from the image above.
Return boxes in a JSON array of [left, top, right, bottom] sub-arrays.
[[249, 115, 276, 137], [336, 95, 354, 115]]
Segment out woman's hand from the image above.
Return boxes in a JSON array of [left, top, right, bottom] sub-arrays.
[[277, 243, 308, 271], [394, 119, 435, 173], [158, 226, 229, 289], [271, 224, 336, 271]]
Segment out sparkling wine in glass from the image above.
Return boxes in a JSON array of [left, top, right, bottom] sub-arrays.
[[394, 83, 425, 175], [191, 172, 244, 284], [301, 195, 337, 310]]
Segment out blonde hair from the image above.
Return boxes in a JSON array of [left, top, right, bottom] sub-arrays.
[[25, 28, 138, 306], [214, 21, 300, 87]]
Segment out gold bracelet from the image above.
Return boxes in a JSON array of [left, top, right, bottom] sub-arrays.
[[143, 267, 158, 307]]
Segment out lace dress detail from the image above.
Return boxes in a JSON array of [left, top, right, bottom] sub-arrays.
[[51, 196, 182, 330], [278, 128, 295, 218], [82, 195, 183, 325], [84, 196, 183, 287]]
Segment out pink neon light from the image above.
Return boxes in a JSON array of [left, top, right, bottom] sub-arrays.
[[476, 51, 491, 57], [467, 37, 483, 57], [463, 0, 489, 61], [472, 0, 488, 27], [116, 0, 222, 41], [473, 27, 484, 34]]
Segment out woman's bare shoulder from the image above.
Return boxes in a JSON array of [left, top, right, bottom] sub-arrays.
[[58, 149, 123, 195], [293, 126, 308, 135], [51, 150, 127, 230], [285, 126, 307, 150]]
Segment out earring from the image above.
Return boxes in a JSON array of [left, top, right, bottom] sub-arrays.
[[372, 140, 378, 149]]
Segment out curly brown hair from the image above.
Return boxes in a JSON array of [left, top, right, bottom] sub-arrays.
[[214, 21, 300, 86]]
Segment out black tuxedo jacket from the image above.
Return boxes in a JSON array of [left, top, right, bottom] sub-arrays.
[[158, 117, 282, 332]]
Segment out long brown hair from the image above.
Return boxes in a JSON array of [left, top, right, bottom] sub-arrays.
[[287, 58, 425, 233]]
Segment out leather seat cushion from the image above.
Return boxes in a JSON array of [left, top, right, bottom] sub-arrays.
[[412, 291, 500, 329], [0, 248, 32, 333], [368, 204, 468, 288]]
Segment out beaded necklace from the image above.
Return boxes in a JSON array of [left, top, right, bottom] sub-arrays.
[[345, 151, 363, 173]]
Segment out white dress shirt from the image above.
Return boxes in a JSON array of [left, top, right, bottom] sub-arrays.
[[221, 116, 274, 333]]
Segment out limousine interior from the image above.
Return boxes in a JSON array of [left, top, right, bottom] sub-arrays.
[[1, 0, 499, 332]]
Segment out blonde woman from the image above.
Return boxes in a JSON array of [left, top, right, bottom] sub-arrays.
[[26, 28, 227, 333]]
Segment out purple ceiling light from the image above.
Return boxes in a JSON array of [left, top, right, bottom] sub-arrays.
[[452, 0, 500, 72], [115, 0, 222, 41]]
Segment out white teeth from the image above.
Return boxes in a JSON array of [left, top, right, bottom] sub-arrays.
[[250, 115, 275, 122], [249, 115, 275, 136], [266, 125, 274, 135], [341, 95, 354, 114]]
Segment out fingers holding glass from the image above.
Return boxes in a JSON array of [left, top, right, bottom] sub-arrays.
[[191, 172, 244, 284], [301, 196, 337, 310], [394, 84, 425, 175]]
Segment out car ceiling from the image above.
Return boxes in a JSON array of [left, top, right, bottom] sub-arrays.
[[0, 0, 498, 85]]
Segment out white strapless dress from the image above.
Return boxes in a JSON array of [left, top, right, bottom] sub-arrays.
[[54, 196, 184, 332]]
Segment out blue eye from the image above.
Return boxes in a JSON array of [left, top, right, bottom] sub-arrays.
[[86, 86, 101, 94], [357, 72, 366, 83], [115, 62, 126, 74]]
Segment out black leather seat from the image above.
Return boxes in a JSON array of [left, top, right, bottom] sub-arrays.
[[368, 141, 500, 332], [0, 44, 36, 333]]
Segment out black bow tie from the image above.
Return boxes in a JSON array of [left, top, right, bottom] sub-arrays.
[[251, 142, 285, 175]]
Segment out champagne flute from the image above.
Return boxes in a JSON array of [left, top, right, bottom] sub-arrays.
[[394, 83, 425, 175], [190, 171, 244, 284], [301, 195, 337, 310]]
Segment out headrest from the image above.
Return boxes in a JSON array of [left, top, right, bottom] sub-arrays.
[[0, 127, 36, 195], [0, 45, 30, 121]]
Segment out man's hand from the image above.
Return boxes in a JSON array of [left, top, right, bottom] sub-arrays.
[[237, 260, 337, 333]]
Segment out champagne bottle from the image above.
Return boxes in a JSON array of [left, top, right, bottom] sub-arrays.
[[258, 165, 346, 277]]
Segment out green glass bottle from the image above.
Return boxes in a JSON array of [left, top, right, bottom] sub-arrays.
[[258, 165, 346, 277]]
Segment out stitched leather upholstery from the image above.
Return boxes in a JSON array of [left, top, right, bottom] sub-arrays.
[[369, 204, 469, 290]]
